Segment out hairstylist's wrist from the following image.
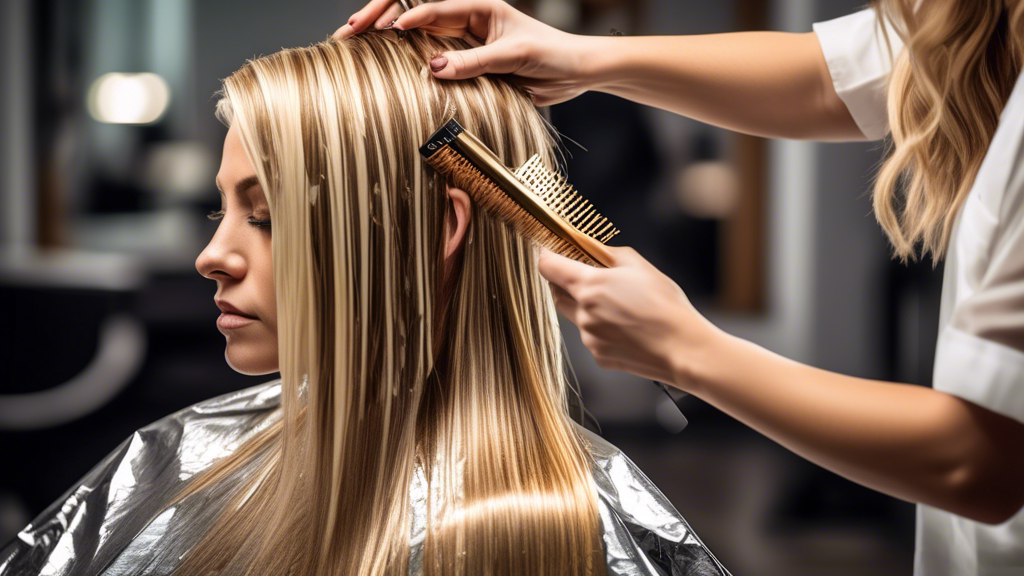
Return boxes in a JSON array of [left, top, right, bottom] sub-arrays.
[[566, 34, 621, 94], [578, 34, 649, 97], [669, 319, 734, 396]]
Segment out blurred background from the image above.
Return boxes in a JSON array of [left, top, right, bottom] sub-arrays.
[[0, 0, 940, 573]]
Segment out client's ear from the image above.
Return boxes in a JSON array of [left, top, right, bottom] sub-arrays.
[[444, 186, 472, 260]]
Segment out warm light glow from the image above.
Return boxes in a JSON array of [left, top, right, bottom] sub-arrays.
[[87, 73, 170, 124], [676, 161, 741, 219]]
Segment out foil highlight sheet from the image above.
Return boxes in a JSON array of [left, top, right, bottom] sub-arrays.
[[0, 381, 730, 576]]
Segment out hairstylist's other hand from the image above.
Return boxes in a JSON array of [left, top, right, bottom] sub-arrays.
[[537, 246, 722, 391], [333, 0, 594, 106]]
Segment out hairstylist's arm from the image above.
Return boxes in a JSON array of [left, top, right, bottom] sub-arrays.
[[334, 0, 864, 141], [537, 247, 1024, 525]]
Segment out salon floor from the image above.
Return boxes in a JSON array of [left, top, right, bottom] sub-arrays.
[[602, 402, 916, 575]]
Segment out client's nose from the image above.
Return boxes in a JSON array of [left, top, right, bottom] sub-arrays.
[[196, 228, 248, 282]]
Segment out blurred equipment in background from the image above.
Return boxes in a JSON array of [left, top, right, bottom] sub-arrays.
[[0, 248, 146, 430], [675, 133, 741, 220]]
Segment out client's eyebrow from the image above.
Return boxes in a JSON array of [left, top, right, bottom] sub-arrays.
[[215, 175, 261, 197]]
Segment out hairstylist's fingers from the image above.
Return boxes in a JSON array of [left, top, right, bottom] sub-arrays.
[[333, 24, 352, 40], [394, 1, 499, 40], [345, 0, 396, 35], [537, 249, 592, 299], [603, 244, 641, 267], [431, 43, 522, 80], [390, 2, 439, 30], [549, 283, 581, 323], [373, 2, 404, 30]]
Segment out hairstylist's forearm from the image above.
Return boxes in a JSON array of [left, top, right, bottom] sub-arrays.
[[575, 32, 865, 142], [674, 330, 1024, 524]]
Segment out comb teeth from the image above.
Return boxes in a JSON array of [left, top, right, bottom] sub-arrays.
[[426, 147, 598, 265], [513, 155, 620, 244]]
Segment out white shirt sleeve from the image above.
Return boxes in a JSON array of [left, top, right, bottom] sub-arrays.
[[933, 73, 1024, 424], [812, 9, 904, 141]]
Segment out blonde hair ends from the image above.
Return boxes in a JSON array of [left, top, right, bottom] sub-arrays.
[[872, 0, 1024, 263]]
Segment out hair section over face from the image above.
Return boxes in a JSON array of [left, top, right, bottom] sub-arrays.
[[174, 23, 604, 576], [871, 0, 1024, 263]]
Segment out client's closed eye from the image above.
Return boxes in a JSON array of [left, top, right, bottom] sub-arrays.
[[206, 209, 272, 230]]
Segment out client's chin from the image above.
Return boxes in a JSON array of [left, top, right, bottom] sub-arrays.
[[224, 341, 279, 376]]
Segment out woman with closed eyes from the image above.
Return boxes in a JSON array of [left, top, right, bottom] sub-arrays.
[[0, 15, 729, 576]]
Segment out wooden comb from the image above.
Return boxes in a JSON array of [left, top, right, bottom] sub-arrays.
[[420, 119, 688, 431], [418, 119, 619, 267]]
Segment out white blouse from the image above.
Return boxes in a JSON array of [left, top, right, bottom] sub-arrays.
[[814, 9, 1024, 576]]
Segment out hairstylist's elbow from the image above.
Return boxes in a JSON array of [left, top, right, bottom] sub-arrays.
[[958, 487, 1024, 525], [941, 404, 1024, 525]]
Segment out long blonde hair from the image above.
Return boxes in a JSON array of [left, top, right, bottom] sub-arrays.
[[872, 0, 1024, 262], [172, 28, 603, 576]]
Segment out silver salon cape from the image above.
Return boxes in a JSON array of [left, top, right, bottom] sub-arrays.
[[0, 380, 729, 576]]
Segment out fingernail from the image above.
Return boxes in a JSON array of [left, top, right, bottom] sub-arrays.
[[430, 56, 448, 72], [383, 18, 398, 30], [392, 20, 404, 30], [347, 14, 356, 25]]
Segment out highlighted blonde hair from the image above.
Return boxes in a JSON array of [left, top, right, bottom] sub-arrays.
[[173, 28, 603, 576], [872, 0, 1024, 262]]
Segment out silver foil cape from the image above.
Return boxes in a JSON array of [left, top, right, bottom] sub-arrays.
[[0, 381, 729, 576]]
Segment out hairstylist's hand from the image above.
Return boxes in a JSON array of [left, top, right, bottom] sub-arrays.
[[333, 0, 595, 106], [538, 247, 722, 391]]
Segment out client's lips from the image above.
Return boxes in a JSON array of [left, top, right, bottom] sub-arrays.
[[215, 299, 257, 330]]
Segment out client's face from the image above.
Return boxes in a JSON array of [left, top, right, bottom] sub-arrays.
[[195, 124, 278, 375]]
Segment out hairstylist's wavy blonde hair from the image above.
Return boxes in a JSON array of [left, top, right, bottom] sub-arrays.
[[171, 27, 603, 576], [872, 0, 1024, 262]]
